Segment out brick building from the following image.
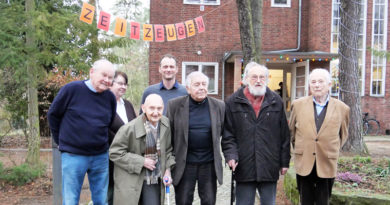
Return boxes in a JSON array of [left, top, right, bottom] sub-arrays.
[[149, 0, 390, 134]]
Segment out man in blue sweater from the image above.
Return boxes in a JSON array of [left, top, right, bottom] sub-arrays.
[[48, 59, 117, 205]]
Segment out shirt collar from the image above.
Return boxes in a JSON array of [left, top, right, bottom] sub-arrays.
[[118, 98, 124, 105], [85, 80, 97, 93], [159, 81, 179, 90], [313, 95, 329, 107]]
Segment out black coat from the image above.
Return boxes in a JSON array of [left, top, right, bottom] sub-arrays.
[[222, 87, 290, 182]]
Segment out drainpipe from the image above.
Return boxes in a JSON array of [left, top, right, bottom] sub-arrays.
[[265, 0, 302, 53], [221, 52, 230, 101]]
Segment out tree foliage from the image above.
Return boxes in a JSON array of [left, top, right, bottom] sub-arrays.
[[0, 0, 138, 165]]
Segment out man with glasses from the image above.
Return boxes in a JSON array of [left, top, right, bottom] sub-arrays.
[[140, 54, 187, 115], [222, 62, 290, 205]]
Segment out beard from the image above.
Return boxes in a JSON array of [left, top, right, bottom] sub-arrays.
[[248, 84, 266, 96]]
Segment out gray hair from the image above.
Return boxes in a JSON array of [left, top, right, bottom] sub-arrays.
[[242, 62, 269, 85], [186, 71, 209, 87], [92, 59, 116, 71], [309, 68, 331, 84]]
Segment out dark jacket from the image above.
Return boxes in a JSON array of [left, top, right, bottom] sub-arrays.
[[166, 95, 225, 186], [222, 87, 290, 182], [108, 99, 137, 145]]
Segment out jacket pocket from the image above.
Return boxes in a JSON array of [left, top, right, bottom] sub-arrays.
[[327, 152, 339, 159]]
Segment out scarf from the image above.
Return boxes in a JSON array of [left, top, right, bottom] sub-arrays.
[[143, 118, 161, 185]]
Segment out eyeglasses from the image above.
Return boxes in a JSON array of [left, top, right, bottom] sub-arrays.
[[249, 75, 267, 81], [114, 81, 127, 87]]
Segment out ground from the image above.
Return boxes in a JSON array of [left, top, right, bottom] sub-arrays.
[[0, 135, 389, 205]]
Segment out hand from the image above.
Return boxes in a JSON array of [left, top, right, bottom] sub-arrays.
[[280, 167, 288, 175], [163, 169, 172, 186], [143, 158, 156, 171], [228, 160, 238, 171]]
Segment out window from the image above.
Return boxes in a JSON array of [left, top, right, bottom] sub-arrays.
[[183, 0, 220, 5], [182, 62, 219, 94], [370, 0, 387, 96], [330, 0, 367, 96], [271, 0, 291, 8]]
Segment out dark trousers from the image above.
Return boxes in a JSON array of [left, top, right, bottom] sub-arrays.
[[296, 164, 335, 205], [174, 161, 217, 205], [140, 181, 161, 205], [236, 181, 277, 205]]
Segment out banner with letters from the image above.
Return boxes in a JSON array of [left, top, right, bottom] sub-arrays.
[[79, 2, 205, 42]]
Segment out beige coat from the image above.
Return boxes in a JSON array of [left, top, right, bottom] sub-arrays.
[[109, 114, 175, 205], [289, 96, 350, 178]]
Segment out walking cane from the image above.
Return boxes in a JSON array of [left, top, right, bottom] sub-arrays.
[[164, 176, 170, 205], [230, 170, 236, 205]]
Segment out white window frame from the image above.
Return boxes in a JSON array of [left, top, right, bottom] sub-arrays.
[[271, 0, 291, 8], [330, 0, 367, 96], [370, 0, 387, 97], [183, 0, 220, 6], [182, 62, 219, 95]]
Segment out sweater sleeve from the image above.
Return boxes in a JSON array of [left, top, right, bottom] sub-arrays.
[[47, 85, 71, 145]]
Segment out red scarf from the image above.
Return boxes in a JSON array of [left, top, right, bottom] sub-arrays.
[[243, 87, 264, 118]]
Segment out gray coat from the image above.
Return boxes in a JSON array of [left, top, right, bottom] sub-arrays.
[[109, 114, 175, 205], [166, 95, 225, 186]]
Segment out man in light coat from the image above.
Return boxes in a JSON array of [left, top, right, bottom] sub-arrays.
[[289, 68, 350, 205], [109, 94, 175, 205], [166, 71, 225, 205]]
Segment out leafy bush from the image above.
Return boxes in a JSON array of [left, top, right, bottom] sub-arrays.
[[0, 162, 45, 186], [353, 155, 371, 164]]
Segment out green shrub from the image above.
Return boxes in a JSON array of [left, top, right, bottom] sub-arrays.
[[353, 155, 371, 164], [0, 163, 45, 186]]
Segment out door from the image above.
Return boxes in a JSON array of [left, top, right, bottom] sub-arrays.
[[291, 61, 309, 101]]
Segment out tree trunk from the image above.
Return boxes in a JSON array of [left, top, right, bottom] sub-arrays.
[[339, 0, 367, 154], [91, 0, 99, 61], [236, 0, 254, 66], [236, 0, 263, 66], [251, 0, 262, 63], [25, 0, 41, 165]]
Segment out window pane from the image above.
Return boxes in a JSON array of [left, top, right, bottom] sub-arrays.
[[186, 65, 199, 76], [202, 65, 216, 93], [296, 66, 305, 76], [275, 0, 288, 4]]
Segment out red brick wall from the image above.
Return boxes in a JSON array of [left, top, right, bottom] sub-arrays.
[[149, 0, 242, 99]]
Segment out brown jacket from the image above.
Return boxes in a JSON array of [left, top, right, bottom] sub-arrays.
[[289, 96, 350, 178]]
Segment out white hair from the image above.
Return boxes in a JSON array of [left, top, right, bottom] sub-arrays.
[[242, 62, 269, 85], [92, 59, 116, 71], [309, 68, 331, 84], [186, 71, 209, 87]]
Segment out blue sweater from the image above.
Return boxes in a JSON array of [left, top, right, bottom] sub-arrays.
[[48, 81, 116, 155]]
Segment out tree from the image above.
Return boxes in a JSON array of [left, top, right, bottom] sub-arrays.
[[236, 0, 263, 65], [0, 0, 134, 165], [339, 0, 367, 154]]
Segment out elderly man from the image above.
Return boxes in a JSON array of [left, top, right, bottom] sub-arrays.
[[222, 62, 290, 205], [166, 71, 225, 205], [140, 54, 187, 114], [109, 94, 175, 205], [48, 59, 116, 205], [289, 68, 350, 205]]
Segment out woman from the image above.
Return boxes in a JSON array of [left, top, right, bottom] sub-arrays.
[[108, 71, 137, 205]]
